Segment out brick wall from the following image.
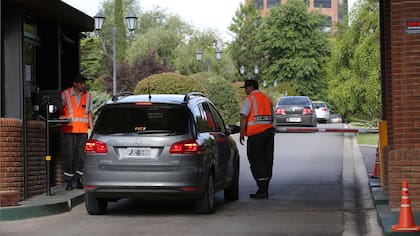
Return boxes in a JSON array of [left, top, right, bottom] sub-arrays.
[[381, 0, 420, 210], [386, 150, 420, 210], [249, 0, 340, 25], [0, 118, 47, 205]]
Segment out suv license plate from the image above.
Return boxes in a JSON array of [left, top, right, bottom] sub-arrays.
[[287, 117, 301, 122], [125, 147, 152, 159]]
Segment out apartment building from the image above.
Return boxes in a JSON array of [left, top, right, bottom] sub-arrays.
[[248, 0, 348, 32]]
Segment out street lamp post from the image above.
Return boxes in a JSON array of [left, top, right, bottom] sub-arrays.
[[195, 42, 222, 72], [94, 11, 138, 95]]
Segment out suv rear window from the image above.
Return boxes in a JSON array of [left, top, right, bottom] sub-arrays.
[[278, 97, 311, 106], [94, 104, 189, 135], [314, 102, 326, 108]]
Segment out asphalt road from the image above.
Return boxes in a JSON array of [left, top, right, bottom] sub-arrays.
[[0, 124, 383, 236]]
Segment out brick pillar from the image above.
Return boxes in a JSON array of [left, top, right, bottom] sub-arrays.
[[381, 0, 420, 210], [0, 118, 23, 206], [0, 118, 47, 206]]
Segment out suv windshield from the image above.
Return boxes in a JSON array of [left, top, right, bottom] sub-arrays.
[[94, 104, 189, 135], [278, 97, 310, 106]]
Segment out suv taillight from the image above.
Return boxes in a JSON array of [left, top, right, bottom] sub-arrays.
[[85, 139, 108, 154], [170, 139, 201, 154], [302, 108, 313, 115], [275, 108, 286, 115]]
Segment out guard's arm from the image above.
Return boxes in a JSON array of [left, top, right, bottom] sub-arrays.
[[240, 114, 248, 145]]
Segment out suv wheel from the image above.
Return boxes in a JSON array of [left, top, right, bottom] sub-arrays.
[[85, 192, 108, 215], [224, 156, 239, 201], [194, 174, 215, 214]]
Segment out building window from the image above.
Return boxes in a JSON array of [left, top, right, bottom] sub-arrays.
[[23, 17, 39, 119], [255, 0, 264, 10], [322, 16, 332, 33], [267, 0, 279, 8], [314, 0, 331, 8]]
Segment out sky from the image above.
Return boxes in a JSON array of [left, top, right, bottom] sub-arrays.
[[62, 0, 245, 41], [62, 0, 358, 41]]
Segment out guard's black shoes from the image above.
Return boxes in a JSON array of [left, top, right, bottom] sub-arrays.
[[249, 190, 268, 199], [76, 182, 84, 189], [66, 185, 74, 191]]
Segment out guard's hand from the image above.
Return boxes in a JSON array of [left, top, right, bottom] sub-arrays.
[[59, 115, 66, 119], [240, 133, 245, 145]]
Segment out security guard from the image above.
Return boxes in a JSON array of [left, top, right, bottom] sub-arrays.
[[59, 75, 93, 190], [240, 79, 275, 199]]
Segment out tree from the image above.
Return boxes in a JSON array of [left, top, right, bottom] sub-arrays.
[[80, 37, 106, 80], [173, 30, 236, 79], [102, 49, 174, 94], [114, 0, 127, 61], [97, 0, 140, 74], [256, 0, 330, 97], [326, 0, 380, 121], [228, 1, 262, 80], [190, 72, 240, 124]]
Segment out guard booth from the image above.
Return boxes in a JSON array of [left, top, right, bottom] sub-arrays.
[[0, 0, 93, 206]]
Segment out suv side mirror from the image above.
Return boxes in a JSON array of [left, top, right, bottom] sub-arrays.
[[226, 125, 240, 135]]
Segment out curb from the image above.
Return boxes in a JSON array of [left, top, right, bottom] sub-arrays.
[[0, 189, 84, 221], [369, 178, 420, 235]]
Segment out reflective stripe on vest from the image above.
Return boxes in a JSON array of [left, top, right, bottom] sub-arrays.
[[245, 91, 273, 136], [61, 87, 90, 133]]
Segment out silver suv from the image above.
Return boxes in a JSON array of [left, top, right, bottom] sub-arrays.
[[313, 101, 330, 123], [83, 92, 240, 214]]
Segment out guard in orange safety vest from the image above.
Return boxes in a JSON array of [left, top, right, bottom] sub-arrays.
[[240, 79, 275, 199], [59, 75, 93, 190]]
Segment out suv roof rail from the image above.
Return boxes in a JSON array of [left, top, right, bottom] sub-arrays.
[[183, 92, 206, 102], [111, 92, 134, 102]]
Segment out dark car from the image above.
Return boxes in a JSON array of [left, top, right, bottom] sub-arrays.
[[274, 96, 317, 127], [330, 114, 345, 123], [83, 92, 240, 215]]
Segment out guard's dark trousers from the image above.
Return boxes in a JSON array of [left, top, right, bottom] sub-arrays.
[[62, 133, 87, 190], [247, 128, 275, 198]]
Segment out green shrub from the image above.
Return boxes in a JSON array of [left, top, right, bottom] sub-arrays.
[[134, 72, 206, 94], [190, 72, 240, 125], [91, 90, 111, 122]]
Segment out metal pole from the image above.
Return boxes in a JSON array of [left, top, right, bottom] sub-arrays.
[[207, 58, 211, 72], [46, 101, 51, 196], [112, 27, 117, 95]]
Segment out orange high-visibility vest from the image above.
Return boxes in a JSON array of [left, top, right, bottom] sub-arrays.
[[245, 91, 273, 136], [61, 87, 91, 133]]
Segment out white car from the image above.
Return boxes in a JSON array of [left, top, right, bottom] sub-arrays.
[[313, 101, 330, 123]]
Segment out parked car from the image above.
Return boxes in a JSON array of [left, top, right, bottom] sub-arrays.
[[330, 114, 344, 123], [274, 96, 317, 127], [83, 92, 240, 215], [313, 101, 331, 123]]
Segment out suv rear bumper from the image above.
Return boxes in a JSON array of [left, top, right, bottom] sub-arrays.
[[83, 165, 207, 199], [85, 187, 203, 199]]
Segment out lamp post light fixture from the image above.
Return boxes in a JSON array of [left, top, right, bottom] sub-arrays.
[[94, 11, 138, 95], [239, 65, 245, 76], [195, 43, 222, 72], [195, 49, 202, 62], [240, 65, 259, 80]]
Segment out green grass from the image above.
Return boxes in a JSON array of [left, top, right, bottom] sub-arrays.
[[355, 133, 379, 146], [349, 121, 379, 146]]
